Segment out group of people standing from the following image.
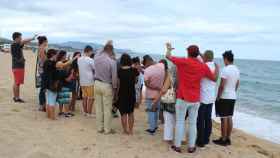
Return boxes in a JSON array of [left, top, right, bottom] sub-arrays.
[[10, 32, 240, 154]]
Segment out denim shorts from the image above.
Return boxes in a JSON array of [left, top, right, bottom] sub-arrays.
[[46, 90, 58, 106]]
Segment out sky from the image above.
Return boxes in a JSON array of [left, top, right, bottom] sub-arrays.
[[0, 0, 279, 60]]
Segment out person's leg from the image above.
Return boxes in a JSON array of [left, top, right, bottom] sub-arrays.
[[45, 91, 50, 118], [163, 111, 174, 142], [49, 106, 56, 120], [69, 91, 77, 111], [174, 99, 188, 148], [121, 114, 128, 134], [39, 87, 46, 109], [47, 90, 57, 120], [187, 103, 200, 149], [13, 69, 25, 101], [204, 104, 213, 144], [13, 84, 20, 99], [145, 99, 156, 131], [87, 86, 95, 115], [153, 101, 160, 130], [82, 87, 89, 114], [196, 103, 206, 146], [227, 117, 233, 139], [221, 118, 228, 140], [159, 109, 164, 124], [46, 105, 50, 118], [128, 113, 134, 135], [94, 82, 104, 132], [59, 104, 63, 113], [87, 98, 94, 114], [82, 98, 88, 114], [103, 83, 113, 134]]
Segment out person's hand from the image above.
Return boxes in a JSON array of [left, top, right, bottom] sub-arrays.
[[151, 103, 157, 112], [72, 55, 79, 61], [166, 42, 174, 51], [32, 34, 39, 40]]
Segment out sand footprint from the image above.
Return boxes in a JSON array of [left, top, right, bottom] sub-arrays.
[[249, 144, 271, 157]]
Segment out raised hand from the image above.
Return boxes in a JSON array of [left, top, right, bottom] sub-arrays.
[[166, 42, 174, 51]]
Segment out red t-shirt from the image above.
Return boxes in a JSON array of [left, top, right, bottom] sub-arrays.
[[169, 56, 215, 103]]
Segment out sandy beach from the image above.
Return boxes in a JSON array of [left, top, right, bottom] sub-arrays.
[[0, 51, 279, 158]]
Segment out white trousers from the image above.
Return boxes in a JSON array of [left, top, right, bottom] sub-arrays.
[[163, 111, 186, 141]]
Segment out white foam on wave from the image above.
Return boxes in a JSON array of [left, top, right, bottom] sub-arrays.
[[213, 110, 280, 144]]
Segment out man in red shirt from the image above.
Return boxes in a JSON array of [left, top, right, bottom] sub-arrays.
[[165, 43, 218, 153]]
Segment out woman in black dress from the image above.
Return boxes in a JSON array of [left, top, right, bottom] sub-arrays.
[[117, 53, 139, 135]]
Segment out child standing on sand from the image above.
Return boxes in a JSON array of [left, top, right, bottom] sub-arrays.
[[117, 53, 139, 135]]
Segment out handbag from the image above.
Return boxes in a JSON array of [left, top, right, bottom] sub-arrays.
[[160, 75, 176, 104]]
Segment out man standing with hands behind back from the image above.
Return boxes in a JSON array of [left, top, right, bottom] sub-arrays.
[[11, 32, 37, 103]]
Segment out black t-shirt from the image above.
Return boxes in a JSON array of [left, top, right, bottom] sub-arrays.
[[11, 42, 25, 69]]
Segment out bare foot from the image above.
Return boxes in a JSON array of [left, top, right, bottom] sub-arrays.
[[123, 131, 129, 135], [128, 131, 133, 135]]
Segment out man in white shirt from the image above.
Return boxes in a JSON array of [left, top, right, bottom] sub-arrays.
[[78, 45, 95, 117], [197, 50, 217, 147], [213, 50, 240, 146]]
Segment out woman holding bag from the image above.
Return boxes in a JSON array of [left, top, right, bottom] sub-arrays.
[[154, 59, 177, 144]]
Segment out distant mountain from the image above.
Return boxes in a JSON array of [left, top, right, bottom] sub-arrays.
[[0, 37, 12, 44], [0, 37, 143, 56], [59, 41, 133, 54]]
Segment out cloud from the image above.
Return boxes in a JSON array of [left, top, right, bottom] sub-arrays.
[[0, 0, 279, 60]]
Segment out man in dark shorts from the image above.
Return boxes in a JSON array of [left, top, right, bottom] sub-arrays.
[[11, 32, 36, 103], [213, 50, 240, 146]]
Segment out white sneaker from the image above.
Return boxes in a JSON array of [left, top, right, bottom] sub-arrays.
[[83, 112, 88, 116]]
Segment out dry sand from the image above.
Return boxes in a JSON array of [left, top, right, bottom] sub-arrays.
[[0, 51, 279, 158]]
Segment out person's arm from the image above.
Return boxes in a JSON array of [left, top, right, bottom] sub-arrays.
[[21, 34, 37, 45], [235, 80, 240, 91], [204, 63, 219, 82], [217, 78, 226, 100], [152, 72, 172, 106], [213, 63, 219, 81], [165, 42, 185, 65], [111, 60, 119, 103], [90, 60, 95, 74], [160, 73, 171, 96], [38, 47, 47, 61], [144, 80, 161, 91], [56, 60, 73, 69], [56, 56, 78, 69]]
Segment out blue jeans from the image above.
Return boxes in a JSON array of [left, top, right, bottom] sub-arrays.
[[145, 99, 160, 131], [197, 103, 213, 145], [174, 99, 200, 148]]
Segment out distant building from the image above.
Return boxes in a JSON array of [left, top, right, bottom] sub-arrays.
[[0, 43, 11, 53]]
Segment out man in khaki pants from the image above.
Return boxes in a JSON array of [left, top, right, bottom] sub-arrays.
[[94, 43, 118, 134]]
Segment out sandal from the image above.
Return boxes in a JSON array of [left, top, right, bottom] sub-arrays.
[[188, 147, 196, 153], [171, 145, 182, 153]]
